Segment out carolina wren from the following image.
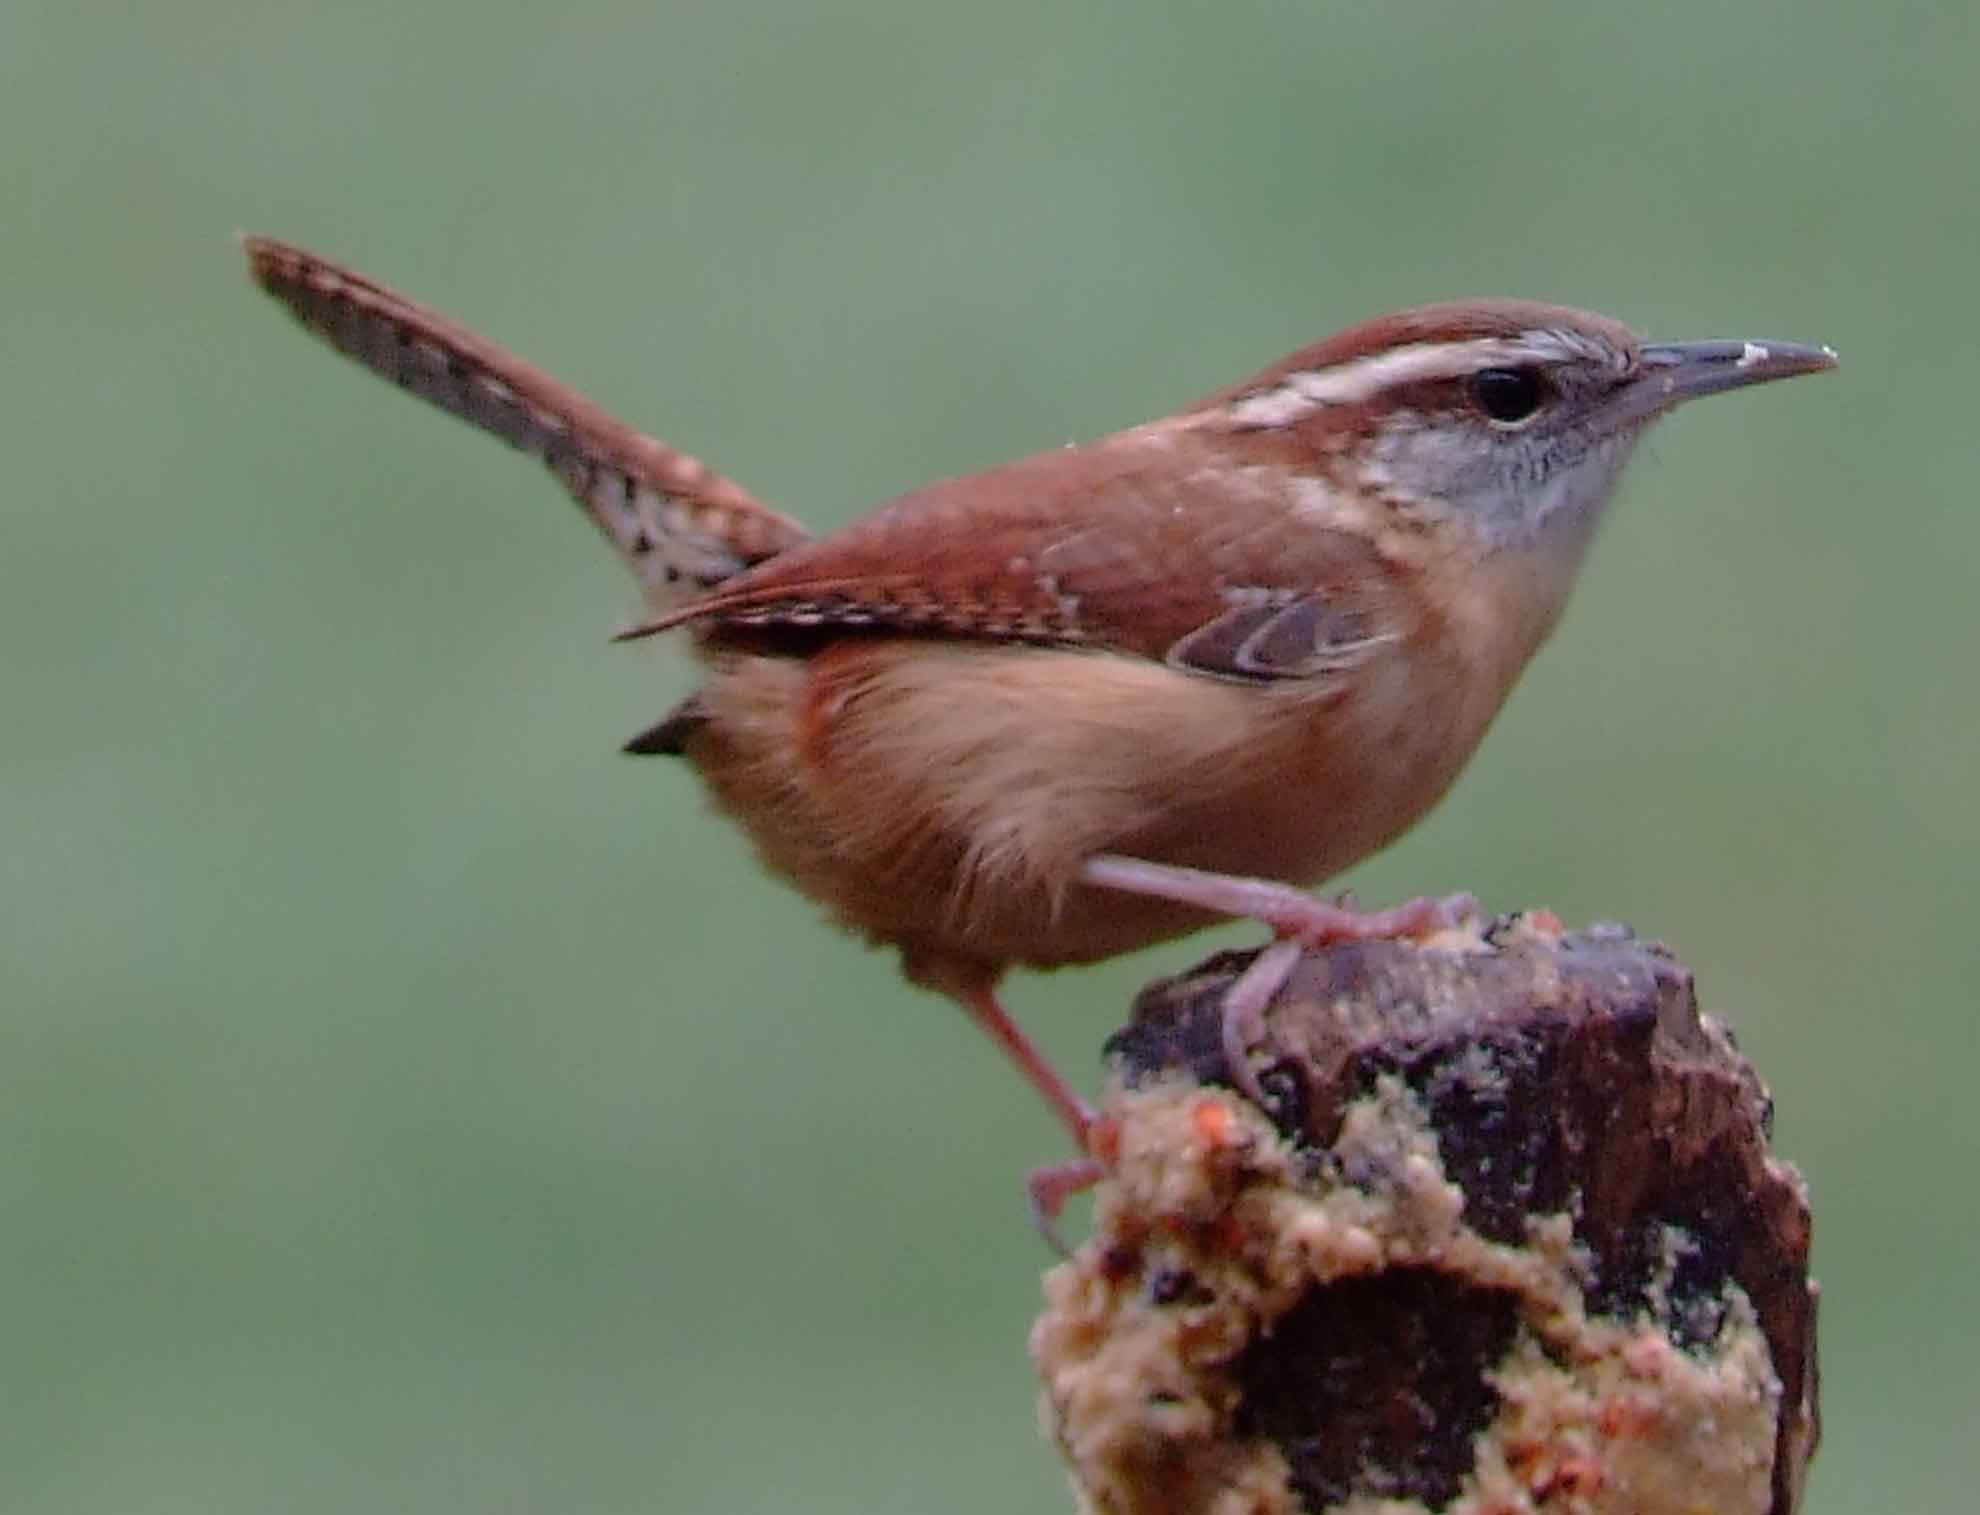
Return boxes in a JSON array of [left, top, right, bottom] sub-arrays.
[[244, 236, 1836, 1228]]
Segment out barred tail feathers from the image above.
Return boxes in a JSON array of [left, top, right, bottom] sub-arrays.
[[241, 235, 811, 606]]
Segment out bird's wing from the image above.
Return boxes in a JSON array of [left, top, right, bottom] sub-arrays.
[[625, 425, 1402, 683]]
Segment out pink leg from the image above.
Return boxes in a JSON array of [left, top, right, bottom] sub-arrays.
[[1080, 856, 1475, 945], [949, 981, 1108, 1252], [1080, 855, 1477, 1104], [954, 981, 1094, 1150]]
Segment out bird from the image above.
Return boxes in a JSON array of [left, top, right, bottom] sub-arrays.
[[243, 235, 1836, 1234]]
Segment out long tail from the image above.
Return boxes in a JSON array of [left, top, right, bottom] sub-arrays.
[[242, 235, 812, 609]]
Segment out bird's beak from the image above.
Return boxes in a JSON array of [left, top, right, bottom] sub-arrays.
[[1633, 338, 1839, 412]]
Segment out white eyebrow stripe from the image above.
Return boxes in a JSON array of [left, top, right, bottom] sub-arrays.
[[1227, 328, 1623, 428]]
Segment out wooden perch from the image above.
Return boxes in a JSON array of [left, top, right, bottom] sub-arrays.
[[1031, 911, 1817, 1515]]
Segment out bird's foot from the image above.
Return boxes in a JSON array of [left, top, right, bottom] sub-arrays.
[[1027, 1151, 1108, 1257], [1079, 856, 1478, 1112]]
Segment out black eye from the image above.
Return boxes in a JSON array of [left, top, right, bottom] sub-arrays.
[[1470, 367, 1547, 425]]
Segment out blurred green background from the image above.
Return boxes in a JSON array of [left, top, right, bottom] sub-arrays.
[[3, 1, 1973, 1510]]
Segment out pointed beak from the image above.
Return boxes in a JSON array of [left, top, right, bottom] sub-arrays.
[[1633, 337, 1839, 411]]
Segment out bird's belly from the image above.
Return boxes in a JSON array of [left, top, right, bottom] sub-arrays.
[[682, 641, 1487, 972], [1124, 667, 1482, 888]]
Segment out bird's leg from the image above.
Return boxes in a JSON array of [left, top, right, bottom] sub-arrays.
[[1079, 855, 1476, 1106], [1080, 856, 1476, 943], [949, 980, 1103, 1253], [950, 979, 1093, 1148]]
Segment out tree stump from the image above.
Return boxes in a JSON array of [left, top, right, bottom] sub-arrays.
[[1032, 911, 1817, 1515]]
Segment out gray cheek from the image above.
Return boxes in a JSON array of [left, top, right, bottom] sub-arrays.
[[1510, 433, 1642, 557], [1362, 424, 1640, 549], [1468, 431, 1641, 547]]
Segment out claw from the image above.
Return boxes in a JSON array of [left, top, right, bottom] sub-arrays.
[[1213, 891, 1479, 1114], [1218, 939, 1305, 1110], [1268, 888, 1476, 948], [1027, 1156, 1106, 1256]]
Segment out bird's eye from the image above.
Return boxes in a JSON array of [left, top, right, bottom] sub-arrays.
[[1470, 367, 1548, 425]]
